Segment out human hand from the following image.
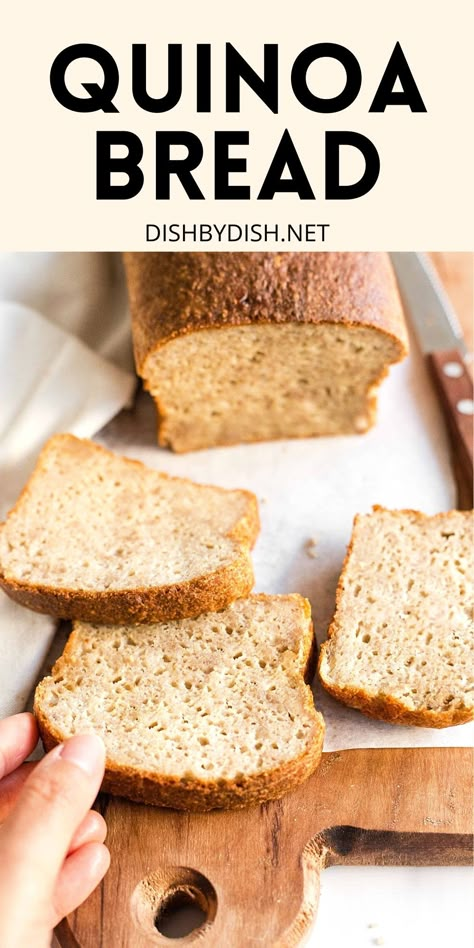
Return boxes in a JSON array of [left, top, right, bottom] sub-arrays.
[[0, 713, 109, 948]]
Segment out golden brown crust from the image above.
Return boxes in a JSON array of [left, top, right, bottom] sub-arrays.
[[317, 676, 473, 728], [0, 553, 256, 624], [34, 594, 324, 811], [318, 506, 474, 729], [0, 434, 260, 624], [36, 708, 324, 810], [123, 252, 409, 374]]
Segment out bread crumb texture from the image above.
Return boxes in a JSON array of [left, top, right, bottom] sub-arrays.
[[319, 508, 474, 727], [0, 434, 259, 623], [146, 324, 403, 451], [35, 595, 324, 810]]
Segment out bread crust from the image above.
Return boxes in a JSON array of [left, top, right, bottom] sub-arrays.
[[0, 434, 260, 624], [34, 594, 325, 810], [0, 555, 256, 624], [36, 708, 324, 810], [319, 506, 474, 729], [317, 677, 473, 728], [124, 252, 408, 372]]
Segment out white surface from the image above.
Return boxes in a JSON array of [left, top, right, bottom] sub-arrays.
[[99, 326, 473, 750], [0, 257, 135, 717], [147, 867, 474, 946], [310, 866, 473, 948]]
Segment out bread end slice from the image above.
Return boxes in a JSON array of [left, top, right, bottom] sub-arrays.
[[34, 594, 324, 810], [0, 434, 259, 624], [319, 507, 474, 728]]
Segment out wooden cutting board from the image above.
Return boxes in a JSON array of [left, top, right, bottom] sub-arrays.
[[55, 747, 472, 947], [55, 254, 473, 947]]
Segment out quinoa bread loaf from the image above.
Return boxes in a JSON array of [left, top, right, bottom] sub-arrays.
[[319, 507, 474, 727], [34, 594, 324, 810], [0, 434, 259, 624], [124, 252, 409, 452]]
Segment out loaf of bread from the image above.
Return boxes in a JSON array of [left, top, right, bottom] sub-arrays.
[[319, 507, 474, 727], [34, 595, 324, 810], [0, 434, 259, 624], [124, 252, 408, 452]]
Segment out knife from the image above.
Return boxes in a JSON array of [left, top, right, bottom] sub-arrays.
[[390, 252, 473, 510]]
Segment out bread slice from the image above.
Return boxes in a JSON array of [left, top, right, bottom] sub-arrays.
[[34, 594, 324, 810], [319, 507, 474, 728], [124, 252, 408, 452], [0, 434, 259, 624]]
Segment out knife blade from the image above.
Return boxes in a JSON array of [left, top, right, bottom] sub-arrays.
[[390, 252, 473, 509], [390, 252, 469, 359]]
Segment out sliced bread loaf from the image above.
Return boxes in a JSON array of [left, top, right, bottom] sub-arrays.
[[124, 252, 408, 452], [0, 434, 259, 624], [34, 594, 324, 810], [319, 507, 474, 727]]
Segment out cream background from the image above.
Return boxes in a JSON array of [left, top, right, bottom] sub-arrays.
[[0, 0, 472, 249]]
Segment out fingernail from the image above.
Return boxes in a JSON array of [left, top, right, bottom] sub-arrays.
[[58, 733, 105, 777]]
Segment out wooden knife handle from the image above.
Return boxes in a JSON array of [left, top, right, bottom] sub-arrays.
[[426, 350, 473, 509]]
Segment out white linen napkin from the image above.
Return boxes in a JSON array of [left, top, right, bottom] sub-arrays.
[[0, 254, 136, 716], [0, 253, 133, 371]]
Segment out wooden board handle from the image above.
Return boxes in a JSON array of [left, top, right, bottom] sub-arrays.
[[54, 824, 473, 948], [426, 350, 473, 509]]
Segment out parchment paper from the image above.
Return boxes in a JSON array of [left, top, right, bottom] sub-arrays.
[[96, 328, 473, 750]]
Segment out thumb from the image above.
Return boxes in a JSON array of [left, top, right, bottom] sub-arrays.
[[0, 734, 105, 896]]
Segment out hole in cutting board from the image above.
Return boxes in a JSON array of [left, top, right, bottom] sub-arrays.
[[155, 887, 207, 938], [130, 867, 217, 942]]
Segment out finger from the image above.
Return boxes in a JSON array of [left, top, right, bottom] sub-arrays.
[[68, 809, 107, 854], [0, 762, 37, 821], [52, 841, 110, 924], [0, 713, 38, 779], [0, 733, 105, 894], [0, 778, 107, 839]]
